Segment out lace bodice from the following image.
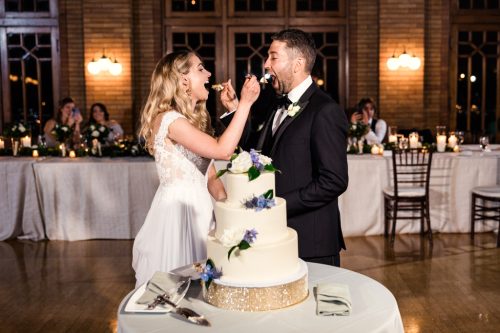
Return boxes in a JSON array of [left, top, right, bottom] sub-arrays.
[[153, 112, 212, 187]]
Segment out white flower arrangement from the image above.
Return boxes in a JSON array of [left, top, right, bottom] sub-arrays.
[[218, 228, 245, 247], [216, 149, 278, 181]]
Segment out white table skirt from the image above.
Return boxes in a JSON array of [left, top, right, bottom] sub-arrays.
[[117, 262, 404, 333], [339, 148, 499, 236], [32, 157, 158, 241], [0, 157, 45, 241]]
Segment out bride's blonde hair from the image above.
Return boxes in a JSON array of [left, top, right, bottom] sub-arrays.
[[138, 50, 212, 153]]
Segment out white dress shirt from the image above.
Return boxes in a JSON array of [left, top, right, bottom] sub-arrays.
[[364, 118, 387, 144], [272, 75, 313, 134]]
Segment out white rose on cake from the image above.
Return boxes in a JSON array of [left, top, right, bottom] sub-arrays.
[[229, 151, 253, 173], [218, 228, 245, 247], [258, 154, 272, 166]]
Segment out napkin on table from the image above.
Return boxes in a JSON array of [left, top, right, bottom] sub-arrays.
[[136, 271, 187, 305], [316, 283, 352, 316]]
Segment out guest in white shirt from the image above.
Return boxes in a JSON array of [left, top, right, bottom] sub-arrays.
[[350, 97, 386, 144]]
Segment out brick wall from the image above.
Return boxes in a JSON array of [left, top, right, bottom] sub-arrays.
[[348, 0, 379, 109], [378, 0, 426, 130]]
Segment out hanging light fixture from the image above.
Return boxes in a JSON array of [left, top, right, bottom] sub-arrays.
[[386, 48, 421, 71], [87, 49, 122, 76]]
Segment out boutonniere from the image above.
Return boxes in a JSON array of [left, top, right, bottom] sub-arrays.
[[287, 102, 301, 117]]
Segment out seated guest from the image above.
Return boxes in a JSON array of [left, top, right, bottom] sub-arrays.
[[350, 97, 387, 144], [43, 97, 82, 147], [87, 102, 124, 144]]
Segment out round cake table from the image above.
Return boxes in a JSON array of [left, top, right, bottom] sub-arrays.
[[117, 263, 404, 333]]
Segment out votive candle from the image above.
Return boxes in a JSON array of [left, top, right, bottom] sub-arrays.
[[0, 138, 4, 149], [388, 135, 397, 143], [448, 134, 457, 148], [371, 145, 380, 155], [21, 135, 31, 148], [69, 150, 76, 158], [32, 149, 39, 157], [436, 135, 447, 152]]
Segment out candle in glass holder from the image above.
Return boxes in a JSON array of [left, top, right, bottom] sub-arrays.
[[69, 150, 76, 158], [409, 132, 419, 148], [448, 133, 457, 148], [21, 135, 31, 148], [436, 135, 447, 152], [388, 134, 397, 143], [371, 145, 380, 155], [32, 149, 39, 157], [0, 138, 4, 149]]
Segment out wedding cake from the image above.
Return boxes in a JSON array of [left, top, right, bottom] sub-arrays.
[[202, 150, 308, 311]]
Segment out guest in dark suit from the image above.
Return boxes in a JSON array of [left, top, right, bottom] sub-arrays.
[[221, 29, 349, 266]]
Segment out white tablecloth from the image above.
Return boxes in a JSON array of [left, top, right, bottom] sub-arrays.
[[339, 147, 500, 236], [0, 157, 45, 241], [32, 157, 158, 240], [117, 262, 404, 333]]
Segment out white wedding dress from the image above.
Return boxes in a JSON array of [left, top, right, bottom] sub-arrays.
[[132, 111, 214, 287]]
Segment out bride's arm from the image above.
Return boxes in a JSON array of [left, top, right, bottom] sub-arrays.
[[207, 165, 226, 201], [168, 75, 259, 161]]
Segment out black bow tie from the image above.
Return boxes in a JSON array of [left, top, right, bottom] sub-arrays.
[[276, 95, 292, 109]]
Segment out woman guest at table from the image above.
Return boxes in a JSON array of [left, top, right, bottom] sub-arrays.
[[86, 102, 124, 144], [350, 97, 387, 144], [132, 50, 260, 287], [43, 97, 83, 147]]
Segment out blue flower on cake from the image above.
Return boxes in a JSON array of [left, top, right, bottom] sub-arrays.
[[243, 189, 276, 211], [199, 258, 222, 290], [216, 148, 278, 181], [223, 228, 259, 261]]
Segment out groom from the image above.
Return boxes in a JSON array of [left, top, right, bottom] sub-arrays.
[[222, 29, 348, 266], [257, 29, 348, 266]]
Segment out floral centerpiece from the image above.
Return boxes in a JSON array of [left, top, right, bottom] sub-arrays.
[[85, 123, 110, 144], [5, 122, 30, 139], [51, 123, 73, 143], [216, 148, 278, 181], [348, 121, 369, 140]]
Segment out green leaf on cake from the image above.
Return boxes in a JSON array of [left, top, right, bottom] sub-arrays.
[[227, 245, 238, 261], [248, 166, 260, 181], [216, 169, 228, 178], [263, 189, 274, 199], [238, 240, 250, 250]]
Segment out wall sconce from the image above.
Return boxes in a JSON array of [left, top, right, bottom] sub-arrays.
[[386, 48, 421, 71], [87, 49, 122, 76]]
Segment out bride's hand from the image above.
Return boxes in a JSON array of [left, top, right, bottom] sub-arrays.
[[239, 75, 260, 107], [220, 79, 238, 112]]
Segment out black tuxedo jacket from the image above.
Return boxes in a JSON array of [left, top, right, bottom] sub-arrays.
[[257, 83, 349, 258]]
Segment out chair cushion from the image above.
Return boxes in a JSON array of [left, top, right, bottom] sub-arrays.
[[472, 186, 500, 198], [383, 186, 426, 197]]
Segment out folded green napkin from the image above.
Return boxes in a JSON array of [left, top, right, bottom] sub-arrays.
[[136, 271, 190, 305], [316, 283, 352, 316]]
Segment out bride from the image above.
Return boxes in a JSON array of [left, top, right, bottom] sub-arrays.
[[132, 50, 260, 287]]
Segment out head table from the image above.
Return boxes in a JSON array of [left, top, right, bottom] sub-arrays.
[[117, 262, 404, 333], [0, 145, 498, 241]]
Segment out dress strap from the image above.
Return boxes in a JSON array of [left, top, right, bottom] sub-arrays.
[[154, 111, 186, 149]]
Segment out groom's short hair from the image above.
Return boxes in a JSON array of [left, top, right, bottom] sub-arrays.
[[271, 29, 317, 73]]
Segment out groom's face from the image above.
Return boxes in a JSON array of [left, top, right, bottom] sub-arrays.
[[264, 40, 295, 95]]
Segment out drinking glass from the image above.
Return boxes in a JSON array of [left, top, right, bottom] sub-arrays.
[[479, 136, 489, 151], [455, 131, 465, 145]]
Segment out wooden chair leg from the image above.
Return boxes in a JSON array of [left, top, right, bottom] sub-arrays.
[[470, 193, 476, 240], [420, 201, 425, 235], [391, 200, 398, 246], [425, 199, 432, 245], [384, 197, 389, 238]]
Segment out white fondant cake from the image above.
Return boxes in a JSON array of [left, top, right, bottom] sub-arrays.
[[205, 166, 308, 311]]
